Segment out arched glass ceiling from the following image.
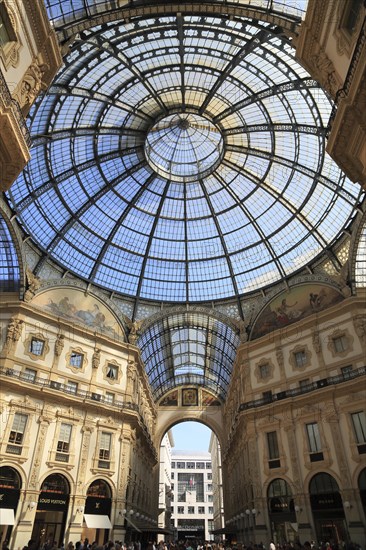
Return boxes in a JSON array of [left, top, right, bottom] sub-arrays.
[[0, 214, 20, 292], [7, 14, 363, 303], [137, 313, 240, 401], [44, 0, 307, 32], [355, 222, 366, 287]]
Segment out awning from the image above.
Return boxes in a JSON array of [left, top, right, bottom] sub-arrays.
[[84, 514, 112, 528], [0, 508, 15, 525], [125, 515, 142, 533], [210, 527, 237, 535]]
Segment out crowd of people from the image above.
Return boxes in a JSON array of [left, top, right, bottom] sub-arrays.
[[11, 537, 362, 550]]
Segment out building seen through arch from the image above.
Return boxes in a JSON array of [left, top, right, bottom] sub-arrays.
[[0, 0, 366, 547]]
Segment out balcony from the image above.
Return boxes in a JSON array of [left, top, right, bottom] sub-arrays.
[[0, 69, 31, 191]]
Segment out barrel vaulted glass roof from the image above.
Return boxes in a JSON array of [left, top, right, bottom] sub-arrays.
[[7, 8, 364, 305], [0, 215, 20, 292], [138, 312, 240, 400]]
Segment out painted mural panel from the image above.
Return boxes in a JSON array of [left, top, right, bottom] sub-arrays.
[[201, 390, 221, 406], [159, 390, 178, 406], [32, 287, 125, 340], [251, 284, 344, 339]]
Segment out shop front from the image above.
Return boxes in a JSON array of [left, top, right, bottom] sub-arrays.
[[267, 479, 297, 544], [31, 474, 70, 548], [309, 473, 348, 544], [82, 479, 112, 544], [0, 466, 21, 545]]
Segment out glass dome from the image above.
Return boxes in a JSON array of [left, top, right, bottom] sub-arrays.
[[7, 13, 363, 303], [145, 114, 224, 182]]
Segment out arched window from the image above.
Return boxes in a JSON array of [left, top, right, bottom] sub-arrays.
[[355, 222, 366, 287], [309, 472, 340, 494], [309, 472, 343, 512], [87, 479, 112, 499], [41, 473, 70, 494], [0, 214, 20, 292], [358, 468, 366, 509], [267, 478, 294, 514], [0, 466, 21, 489]]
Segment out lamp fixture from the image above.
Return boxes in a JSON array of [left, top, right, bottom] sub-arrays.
[[28, 501, 36, 510], [245, 509, 251, 515], [76, 506, 84, 514], [252, 508, 259, 515], [344, 501, 352, 509], [294, 505, 302, 513], [129, 509, 134, 515]]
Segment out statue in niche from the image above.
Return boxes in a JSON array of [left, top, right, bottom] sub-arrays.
[[128, 320, 142, 344], [24, 268, 41, 302], [6, 317, 23, 346], [92, 348, 101, 369], [54, 334, 65, 357], [17, 57, 49, 112]]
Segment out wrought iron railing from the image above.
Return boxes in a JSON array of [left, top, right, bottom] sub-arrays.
[[238, 365, 366, 412]]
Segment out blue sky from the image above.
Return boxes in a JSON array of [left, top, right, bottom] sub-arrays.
[[170, 421, 212, 451]]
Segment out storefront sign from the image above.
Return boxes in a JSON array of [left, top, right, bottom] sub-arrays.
[[38, 492, 69, 510], [85, 497, 111, 514], [0, 488, 19, 508]]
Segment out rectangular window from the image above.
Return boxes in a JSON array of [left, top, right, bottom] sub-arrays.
[[198, 506, 205, 514], [267, 431, 280, 468], [207, 483, 213, 492], [171, 461, 176, 468], [99, 432, 111, 468], [188, 506, 194, 514], [177, 506, 184, 514], [260, 364, 270, 378], [342, 365, 353, 379], [333, 335, 348, 353], [66, 380, 78, 394], [207, 472, 212, 480], [306, 422, 323, 461], [206, 462, 211, 469], [196, 462, 205, 469], [263, 390, 273, 402], [105, 392, 115, 404], [208, 506, 214, 514], [30, 337, 44, 356], [342, 0, 363, 32], [171, 472, 174, 479], [207, 494, 213, 502], [7, 413, 27, 454], [69, 351, 83, 368], [106, 363, 118, 379], [57, 423, 72, 452], [295, 350, 307, 367], [351, 411, 366, 453], [187, 461, 195, 469], [56, 423, 72, 462], [0, 4, 16, 46], [24, 368, 36, 382], [299, 378, 310, 389], [267, 431, 279, 459], [177, 461, 185, 469]]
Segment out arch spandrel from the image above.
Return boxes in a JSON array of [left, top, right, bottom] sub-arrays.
[[30, 286, 128, 341], [250, 283, 345, 340]]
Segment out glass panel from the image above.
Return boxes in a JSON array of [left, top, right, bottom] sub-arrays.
[[306, 423, 322, 452], [7, 14, 363, 304]]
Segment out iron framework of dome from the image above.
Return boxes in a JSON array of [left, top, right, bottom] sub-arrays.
[[7, 3, 364, 306]]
